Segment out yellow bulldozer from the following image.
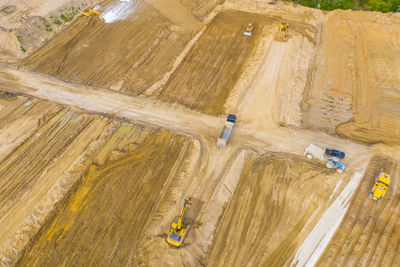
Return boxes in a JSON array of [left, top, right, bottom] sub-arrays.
[[280, 22, 289, 40], [82, 5, 104, 22], [167, 197, 191, 247], [368, 171, 391, 204], [244, 23, 254, 36]]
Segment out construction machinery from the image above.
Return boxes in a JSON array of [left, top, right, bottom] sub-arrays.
[[217, 114, 236, 147], [326, 157, 345, 173], [82, 5, 104, 21], [304, 144, 346, 173], [280, 22, 289, 40], [244, 23, 254, 36], [167, 197, 192, 247], [368, 171, 391, 204]]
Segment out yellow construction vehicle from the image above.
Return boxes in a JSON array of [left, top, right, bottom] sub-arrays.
[[244, 23, 254, 36], [280, 22, 289, 40], [82, 5, 104, 22], [368, 171, 391, 204], [167, 197, 191, 247]]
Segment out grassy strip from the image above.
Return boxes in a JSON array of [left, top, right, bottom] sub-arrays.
[[285, 0, 400, 12]]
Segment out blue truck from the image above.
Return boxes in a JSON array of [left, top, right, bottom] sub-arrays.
[[325, 149, 345, 159]]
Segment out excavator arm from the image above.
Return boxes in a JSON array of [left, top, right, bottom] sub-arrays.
[[167, 197, 192, 247]]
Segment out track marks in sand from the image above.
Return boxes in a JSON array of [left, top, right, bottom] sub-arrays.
[[207, 153, 345, 266], [17, 126, 192, 266], [160, 11, 273, 115], [317, 156, 399, 267], [23, 2, 194, 95]]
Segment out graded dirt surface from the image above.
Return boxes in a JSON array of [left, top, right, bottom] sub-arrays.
[[207, 153, 347, 266], [17, 125, 192, 266], [0, 95, 115, 266], [0, 0, 400, 266], [317, 156, 400, 267], [303, 11, 400, 145], [159, 10, 271, 115], [23, 0, 199, 95]]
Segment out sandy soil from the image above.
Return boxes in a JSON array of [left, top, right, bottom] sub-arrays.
[[0, 0, 100, 61], [159, 10, 272, 115], [17, 125, 192, 266], [0, 0, 399, 266], [0, 96, 116, 266], [303, 11, 400, 145], [206, 153, 348, 266], [22, 0, 204, 95], [316, 156, 400, 267]]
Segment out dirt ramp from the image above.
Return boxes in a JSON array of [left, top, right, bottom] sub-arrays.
[[23, 1, 193, 95], [317, 156, 399, 266]]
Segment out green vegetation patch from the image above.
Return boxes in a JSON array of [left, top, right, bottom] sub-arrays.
[[286, 0, 400, 11]]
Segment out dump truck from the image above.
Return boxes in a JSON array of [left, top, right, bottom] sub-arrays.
[[217, 114, 236, 147], [368, 171, 391, 204], [304, 144, 345, 173], [244, 23, 254, 36], [167, 197, 192, 247]]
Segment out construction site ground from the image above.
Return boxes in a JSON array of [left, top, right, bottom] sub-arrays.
[[0, 0, 399, 266]]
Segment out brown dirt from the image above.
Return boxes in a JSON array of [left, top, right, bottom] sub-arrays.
[[17, 125, 192, 266], [22, 1, 198, 95], [0, 97, 114, 266], [0, 0, 100, 61], [159, 10, 278, 115], [317, 156, 399, 266], [206, 152, 348, 266], [0, 0, 399, 265], [303, 11, 400, 145]]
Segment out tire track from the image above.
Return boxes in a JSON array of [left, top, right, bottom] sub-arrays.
[[316, 157, 399, 266]]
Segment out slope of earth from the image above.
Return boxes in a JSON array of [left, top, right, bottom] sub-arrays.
[[206, 152, 348, 266], [159, 10, 278, 115], [0, 96, 113, 266], [23, 0, 199, 95], [302, 10, 400, 145], [0, 0, 99, 61], [317, 156, 400, 267], [17, 125, 193, 266]]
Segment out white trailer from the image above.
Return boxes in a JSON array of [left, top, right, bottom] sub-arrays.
[[217, 114, 236, 147], [304, 144, 325, 161]]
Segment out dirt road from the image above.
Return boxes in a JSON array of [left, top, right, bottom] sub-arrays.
[[0, 65, 369, 161], [0, 63, 372, 266]]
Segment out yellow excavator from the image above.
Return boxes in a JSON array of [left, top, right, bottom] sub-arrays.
[[82, 5, 104, 22], [368, 171, 391, 204], [167, 197, 192, 247], [280, 22, 289, 40]]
